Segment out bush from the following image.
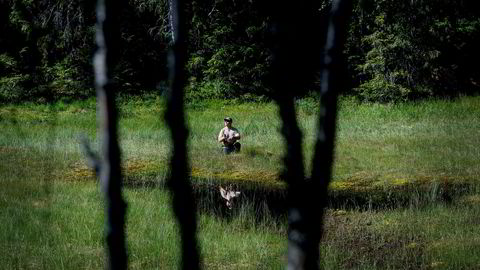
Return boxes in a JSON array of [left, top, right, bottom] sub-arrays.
[[44, 59, 92, 100], [186, 79, 234, 101], [0, 75, 31, 103], [346, 0, 480, 102], [355, 75, 410, 103]]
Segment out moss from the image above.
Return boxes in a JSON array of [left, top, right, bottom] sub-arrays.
[[62, 163, 95, 182], [459, 195, 480, 205], [392, 178, 409, 186]]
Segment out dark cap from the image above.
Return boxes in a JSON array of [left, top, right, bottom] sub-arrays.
[[224, 117, 233, 122]]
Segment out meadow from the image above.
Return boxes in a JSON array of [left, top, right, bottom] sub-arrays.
[[1, 96, 480, 269]]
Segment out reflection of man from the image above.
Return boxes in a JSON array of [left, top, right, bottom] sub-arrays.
[[218, 117, 241, 154]]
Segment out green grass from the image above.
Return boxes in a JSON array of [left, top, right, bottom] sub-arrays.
[[2, 179, 479, 269], [333, 97, 480, 181], [321, 199, 480, 269], [2, 96, 478, 190], [1, 95, 480, 268], [118, 96, 480, 184], [1, 179, 286, 269]]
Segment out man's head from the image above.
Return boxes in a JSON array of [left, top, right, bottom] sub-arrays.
[[224, 117, 232, 127]]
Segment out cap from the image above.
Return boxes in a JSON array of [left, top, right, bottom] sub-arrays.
[[224, 117, 233, 122]]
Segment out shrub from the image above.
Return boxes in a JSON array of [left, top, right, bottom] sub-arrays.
[[0, 75, 31, 103], [355, 75, 411, 103], [186, 79, 234, 101]]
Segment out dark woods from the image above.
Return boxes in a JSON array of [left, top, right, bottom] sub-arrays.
[[1, 0, 479, 103]]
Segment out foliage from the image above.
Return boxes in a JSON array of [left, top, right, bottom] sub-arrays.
[[0, 0, 171, 103], [347, 0, 480, 102], [1, 0, 479, 103], [0, 74, 31, 102], [185, 0, 273, 99], [0, 0, 96, 103]]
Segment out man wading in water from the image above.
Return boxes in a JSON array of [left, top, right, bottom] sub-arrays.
[[218, 117, 241, 154]]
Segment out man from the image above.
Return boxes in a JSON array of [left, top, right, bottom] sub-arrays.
[[218, 117, 241, 154]]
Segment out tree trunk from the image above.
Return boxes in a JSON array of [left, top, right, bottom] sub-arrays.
[[93, 0, 128, 269], [165, 0, 201, 269]]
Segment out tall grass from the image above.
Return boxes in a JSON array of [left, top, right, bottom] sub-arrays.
[[333, 97, 480, 181], [1, 179, 287, 269], [2, 180, 479, 269], [2, 96, 479, 188], [321, 199, 480, 269], [1, 96, 480, 268]]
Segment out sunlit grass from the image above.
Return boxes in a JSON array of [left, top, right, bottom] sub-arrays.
[[1, 96, 479, 202], [321, 200, 480, 269], [1, 95, 480, 268], [2, 96, 479, 188], [1, 178, 286, 269], [2, 179, 479, 269]]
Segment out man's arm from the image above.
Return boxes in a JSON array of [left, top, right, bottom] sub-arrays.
[[218, 128, 226, 142], [233, 129, 241, 140]]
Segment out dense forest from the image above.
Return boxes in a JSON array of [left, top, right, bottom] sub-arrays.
[[1, 0, 479, 103]]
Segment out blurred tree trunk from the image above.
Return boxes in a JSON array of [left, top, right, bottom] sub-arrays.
[[93, 0, 128, 269], [165, 0, 201, 269], [311, 0, 352, 265], [268, 0, 351, 269]]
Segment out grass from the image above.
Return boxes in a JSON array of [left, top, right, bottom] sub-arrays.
[[1, 95, 480, 268], [1, 179, 286, 269], [119, 96, 479, 208], [334, 97, 480, 180], [321, 200, 480, 269], [2, 96, 478, 190], [2, 179, 479, 269]]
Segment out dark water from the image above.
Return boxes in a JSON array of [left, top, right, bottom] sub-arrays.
[[123, 175, 476, 221]]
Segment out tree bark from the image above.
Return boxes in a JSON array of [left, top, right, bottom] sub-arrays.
[[93, 0, 128, 269], [165, 0, 201, 269], [268, 0, 352, 269], [310, 0, 352, 267]]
